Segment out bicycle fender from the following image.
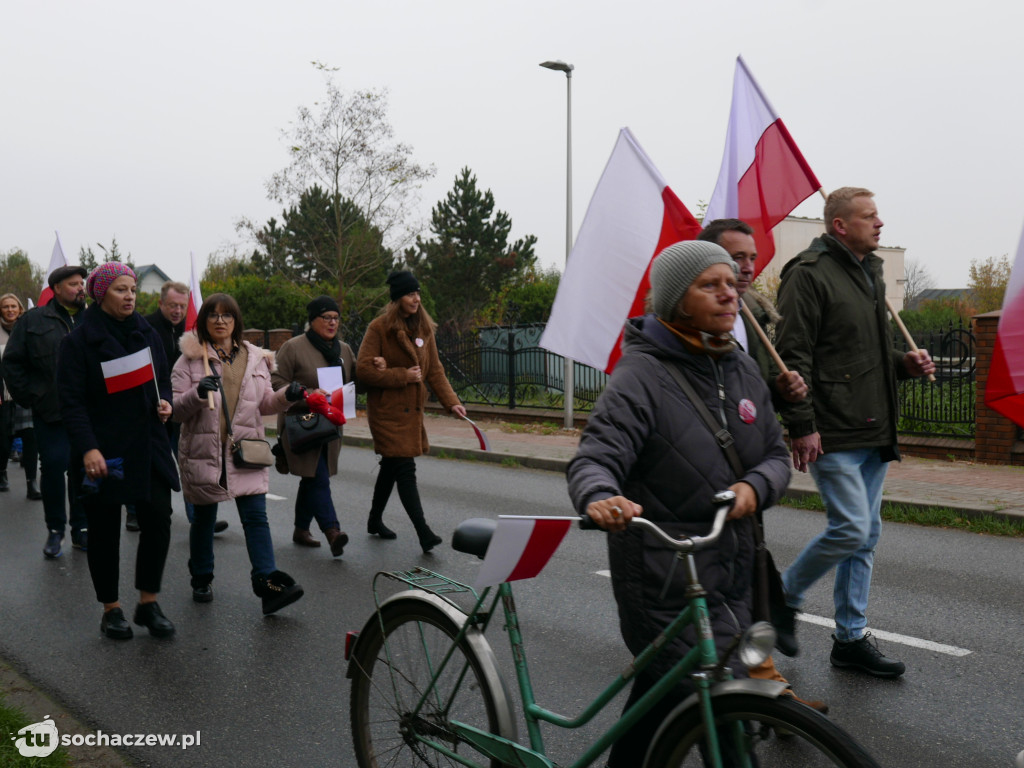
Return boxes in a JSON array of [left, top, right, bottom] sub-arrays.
[[344, 590, 519, 744], [643, 679, 789, 765]]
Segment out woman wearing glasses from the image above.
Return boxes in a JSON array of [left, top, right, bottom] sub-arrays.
[[172, 294, 304, 614], [272, 296, 355, 557]]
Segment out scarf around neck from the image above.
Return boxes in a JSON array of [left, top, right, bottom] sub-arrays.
[[658, 318, 738, 358], [305, 329, 342, 367]]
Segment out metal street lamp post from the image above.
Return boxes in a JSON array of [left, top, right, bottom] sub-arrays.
[[539, 59, 575, 429]]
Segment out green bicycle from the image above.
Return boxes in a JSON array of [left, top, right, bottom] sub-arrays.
[[346, 490, 880, 767]]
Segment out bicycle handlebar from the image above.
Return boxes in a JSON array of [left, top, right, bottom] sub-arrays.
[[578, 490, 736, 554]]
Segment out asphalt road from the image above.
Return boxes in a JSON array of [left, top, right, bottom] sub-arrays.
[[0, 447, 1022, 767]]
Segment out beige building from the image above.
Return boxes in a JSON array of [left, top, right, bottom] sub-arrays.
[[758, 216, 906, 312]]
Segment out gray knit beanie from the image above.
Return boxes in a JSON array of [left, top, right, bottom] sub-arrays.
[[649, 240, 737, 320]]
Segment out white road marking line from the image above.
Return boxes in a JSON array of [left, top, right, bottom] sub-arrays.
[[594, 571, 971, 657], [797, 613, 971, 656], [266, 493, 287, 501]]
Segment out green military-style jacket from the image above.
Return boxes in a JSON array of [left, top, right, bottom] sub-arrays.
[[774, 234, 911, 458]]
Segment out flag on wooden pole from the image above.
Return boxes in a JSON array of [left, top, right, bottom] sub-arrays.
[[37, 232, 69, 307], [703, 56, 822, 279], [984, 220, 1024, 426], [539, 128, 701, 373], [186, 251, 202, 331]]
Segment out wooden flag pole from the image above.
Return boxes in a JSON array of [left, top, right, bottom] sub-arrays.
[[817, 189, 936, 382], [202, 345, 216, 410], [740, 302, 788, 374]]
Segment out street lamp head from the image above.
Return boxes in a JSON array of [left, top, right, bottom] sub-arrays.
[[540, 60, 574, 75]]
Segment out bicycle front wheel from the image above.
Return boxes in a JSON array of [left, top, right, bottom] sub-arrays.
[[645, 693, 880, 768], [349, 594, 514, 768]]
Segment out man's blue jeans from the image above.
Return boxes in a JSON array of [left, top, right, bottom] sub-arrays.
[[781, 447, 888, 642], [32, 417, 87, 535], [190, 494, 275, 578]]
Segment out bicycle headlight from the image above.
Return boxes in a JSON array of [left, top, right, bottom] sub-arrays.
[[738, 621, 776, 668]]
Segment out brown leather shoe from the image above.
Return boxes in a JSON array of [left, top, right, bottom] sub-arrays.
[[324, 527, 349, 557], [292, 527, 321, 547], [749, 656, 829, 714]]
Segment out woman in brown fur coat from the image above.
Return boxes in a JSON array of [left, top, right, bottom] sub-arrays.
[[355, 271, 465, 552]]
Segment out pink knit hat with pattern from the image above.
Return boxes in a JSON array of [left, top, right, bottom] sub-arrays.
[[87, 262, 136, 304]]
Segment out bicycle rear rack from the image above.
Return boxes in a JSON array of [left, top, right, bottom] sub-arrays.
[[373, 567, 481, 616]]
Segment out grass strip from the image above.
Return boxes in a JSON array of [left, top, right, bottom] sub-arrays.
[[0, 690, 69, 767], [780, 494, 1024, 538]]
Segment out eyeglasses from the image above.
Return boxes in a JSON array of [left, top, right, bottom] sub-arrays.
[[318, 314, 340, 323], [208, 313, 235, 323]]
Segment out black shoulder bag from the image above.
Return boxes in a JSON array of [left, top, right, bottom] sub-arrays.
[[655, 357, 785, 624]]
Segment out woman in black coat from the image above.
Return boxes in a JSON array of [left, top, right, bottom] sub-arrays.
[[58, 263, 180, 640], [567, 241, 791, 767]]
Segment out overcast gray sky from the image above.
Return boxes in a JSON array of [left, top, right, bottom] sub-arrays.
[[3, 0, 1022, 291]]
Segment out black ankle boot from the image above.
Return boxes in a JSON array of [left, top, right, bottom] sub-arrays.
[[367, 512, 397, 540], [0, 471, 8, 492], [253, 570, 304, 615], [26, 478, 42, 500]]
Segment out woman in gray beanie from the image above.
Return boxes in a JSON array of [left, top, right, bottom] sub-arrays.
[[567, 240, 791, 766]]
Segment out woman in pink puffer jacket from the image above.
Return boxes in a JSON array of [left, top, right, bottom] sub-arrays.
[[172, 293, 305, 615]]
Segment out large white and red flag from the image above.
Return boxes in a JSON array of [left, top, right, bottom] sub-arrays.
[[539, 128, 702, 373], [703, 56, 822, 279], [984, 222, 1024, 426], [37, 231, 69, 306], [474, 516, 576, 591], [186, 251, 203, 331], [101, 348, 155, 394]]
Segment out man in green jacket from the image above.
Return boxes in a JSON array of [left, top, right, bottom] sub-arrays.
[[772, 187, 935, 678]]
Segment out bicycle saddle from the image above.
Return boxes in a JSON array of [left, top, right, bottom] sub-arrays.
[[451, 518, 498, 559]]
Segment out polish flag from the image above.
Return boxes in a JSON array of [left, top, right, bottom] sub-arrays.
[[539, 128, 702, 373], [703, 56, 822, 279], [459, 414, 491, 451], [474, 516, 576, 590], [37, 232, 69, 306], [186, 251, 202, 331], [984, 221, 1024, 426], [101, 348, 155, 394]]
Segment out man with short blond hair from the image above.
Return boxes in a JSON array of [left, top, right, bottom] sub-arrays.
[[772, 188, 935, 677]]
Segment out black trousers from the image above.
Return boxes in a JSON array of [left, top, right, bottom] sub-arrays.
[[84, 470, 172, 604], [370, 457, 427, 528]]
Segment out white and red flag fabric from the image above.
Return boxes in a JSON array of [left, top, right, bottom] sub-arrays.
[[539, 128, 702, 374], [459, 414, 491, 451], [37, 231, 69, 307], [101, 348, 155, 395], [703, 56, 822, 279], [984, 221, 1024, 426], [474, 516, 576, 590], [186, 251, 203, 332]]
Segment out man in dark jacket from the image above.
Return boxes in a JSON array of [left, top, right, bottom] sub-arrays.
[[2, 265, 90, 558], [772, 188, 935, 677], [698, 218, 807, 403]]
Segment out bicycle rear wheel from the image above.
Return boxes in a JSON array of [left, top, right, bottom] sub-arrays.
[[645, 693, 880, 768], [349, 594, 514, 768]]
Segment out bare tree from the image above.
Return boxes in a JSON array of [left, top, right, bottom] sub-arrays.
[[261, 63, 435, 308], [903, 255, 936, 308]]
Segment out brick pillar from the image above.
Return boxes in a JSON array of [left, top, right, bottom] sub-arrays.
[[973, 311, 1017, 464], [267, 329, 293, 352], [241, 329, 266, 348]]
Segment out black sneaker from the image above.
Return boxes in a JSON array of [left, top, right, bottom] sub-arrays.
[[125, 511, 140, 531], [771, 603, 799, 657], [830, 632, 905, 678], [71, 529, 88, 551]]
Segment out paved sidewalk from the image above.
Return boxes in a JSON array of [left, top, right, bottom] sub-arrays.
[[342, 411, 1024, 521]]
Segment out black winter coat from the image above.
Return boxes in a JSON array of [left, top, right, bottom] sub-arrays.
[[57, 305, 180, 505], [2, 302, 80, 422], [567, 315, 791, 677]]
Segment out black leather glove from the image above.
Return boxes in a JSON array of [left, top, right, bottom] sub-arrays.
[[285, 381, 305, 402], [197, 375, 221, 397]]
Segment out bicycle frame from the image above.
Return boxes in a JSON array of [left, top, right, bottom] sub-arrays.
[[355, 495, 777, 768]]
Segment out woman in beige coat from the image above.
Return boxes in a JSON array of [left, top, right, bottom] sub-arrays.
[[355, 271, 465, 552], [272, 296, 355, 557]]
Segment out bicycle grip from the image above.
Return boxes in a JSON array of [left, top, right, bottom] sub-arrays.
[[578, 514, 601, 530]]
